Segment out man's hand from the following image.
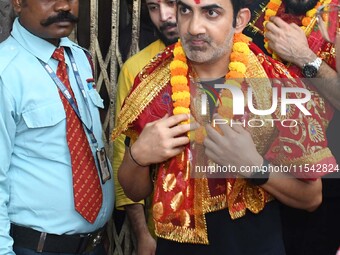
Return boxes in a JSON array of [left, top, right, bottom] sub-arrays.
[[265, 16, 316, 67], [125, 204, 156, 255], [118, 114, 197, 201], [203, 116, 263, 177], [137, 233, 156, 255], [131, 113, 194, 166]]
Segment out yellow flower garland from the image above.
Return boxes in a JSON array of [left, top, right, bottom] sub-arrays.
[[170, 33, 251, 142], [263, 0, 331, 57]]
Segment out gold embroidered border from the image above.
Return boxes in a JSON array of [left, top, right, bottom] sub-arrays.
[[111, 57, 172, 140], [202, 194, 227, 214], [245, 51, 268, 79], [155, 178, 209, 244], [155, 221, 209, 244], [305, 16, 317, 38], [272, 147, 334, 166], [245, 51, 278, 155], [201, 177, 227, 214]]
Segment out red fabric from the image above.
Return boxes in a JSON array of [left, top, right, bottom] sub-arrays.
[[250, 43, 336, 179], [121, 42, 337, 236], [52, 47, 102, 223]]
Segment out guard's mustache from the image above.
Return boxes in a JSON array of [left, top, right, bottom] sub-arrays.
[[41, 12, 79, 27]]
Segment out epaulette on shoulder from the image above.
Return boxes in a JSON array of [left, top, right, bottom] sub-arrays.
[[72, 43, 90, 53], [0, 44, 19, 76], [72, 44, 95, 77]]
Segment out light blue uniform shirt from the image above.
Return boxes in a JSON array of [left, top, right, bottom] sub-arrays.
[[0, 18, 114, 255]]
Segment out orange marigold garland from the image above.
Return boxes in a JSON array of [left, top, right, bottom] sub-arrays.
[[170, 40, 190, 118], [170, 33, 251, 143]]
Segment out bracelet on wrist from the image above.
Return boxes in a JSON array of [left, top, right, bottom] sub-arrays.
[[249, 159, 270, 186], [128, 145, 148, 167]]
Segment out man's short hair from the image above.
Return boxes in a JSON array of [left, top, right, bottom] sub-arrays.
[[230, 0, 251, 27]]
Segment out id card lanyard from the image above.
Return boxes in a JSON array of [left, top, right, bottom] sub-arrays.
[[38, 47, 98, 148]]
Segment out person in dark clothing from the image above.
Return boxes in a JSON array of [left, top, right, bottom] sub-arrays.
[[246, 1, 340, 254]]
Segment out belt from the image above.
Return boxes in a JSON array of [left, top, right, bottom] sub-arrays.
[[10, 224, 107, 254]]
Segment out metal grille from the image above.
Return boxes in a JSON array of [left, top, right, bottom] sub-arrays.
[[89, 0, 141, 157], [88, 0, 141, 254]]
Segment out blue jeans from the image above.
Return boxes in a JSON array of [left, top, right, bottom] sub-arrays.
[[13, 244, 106, 255]]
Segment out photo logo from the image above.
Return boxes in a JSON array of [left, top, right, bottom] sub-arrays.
[[201, 84, 311, 116], [200, 83, 312, 128]]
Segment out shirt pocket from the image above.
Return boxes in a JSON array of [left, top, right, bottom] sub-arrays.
[[21, 102, 67, 158], [88, 89, 104, 109], [22, 102, 66, 128]]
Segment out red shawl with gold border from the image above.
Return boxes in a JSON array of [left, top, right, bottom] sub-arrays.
[[112, 42, 336, 244]]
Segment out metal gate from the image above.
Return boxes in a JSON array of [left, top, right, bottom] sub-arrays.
[[87, 0, 141, 252]]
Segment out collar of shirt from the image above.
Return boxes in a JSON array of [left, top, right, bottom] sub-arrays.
[[11, 18, 74, 63]]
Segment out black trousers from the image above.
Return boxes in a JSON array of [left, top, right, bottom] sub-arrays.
[[156, 201, 285, 255]]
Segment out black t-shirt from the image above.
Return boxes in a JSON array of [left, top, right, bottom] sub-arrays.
[[281, 111, 340, 255]]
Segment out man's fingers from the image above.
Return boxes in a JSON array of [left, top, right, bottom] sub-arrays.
[[169, 122, 193, 137], [205, 122, 236, 148], [229, 123, 247, 134], [203, 136, 220, 153], [168, 117, 199, 137], [163, 113, 190, 127], [172, 136, 190, 148], [289, 22, 302, 31], [205, 124, 221, 144], [169, 146, 186, 158], [265, 21, 281, 35], [190, 121, 200, 130], [204, 147, 218, 164], [161, 113, 169, 120], [264, 30, 275, 41], [213, 114, 237, 135], [269, 16, 289, 28]]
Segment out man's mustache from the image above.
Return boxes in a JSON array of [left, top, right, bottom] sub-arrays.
[[41, 12, 79, 27], [185, 34, 211, 44], [160, 22, 177, 32]]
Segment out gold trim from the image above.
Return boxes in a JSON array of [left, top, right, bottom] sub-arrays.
[[245, 51, 268, 79], [272, 147, 334, 166], [305, 16, 317, 38], [111, 52, 172, 140], [246, 51, 277, 155]]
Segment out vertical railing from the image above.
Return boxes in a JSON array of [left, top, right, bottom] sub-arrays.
[[130, 0, 142, 55], [88, 0, 142, 254], [0, 0, 15, 42]]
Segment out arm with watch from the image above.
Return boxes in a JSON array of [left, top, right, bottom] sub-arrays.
[[301, 56, 340, 110], [249, 160, 322, 212], [264, 16, 340, 110]]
